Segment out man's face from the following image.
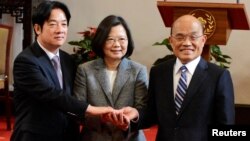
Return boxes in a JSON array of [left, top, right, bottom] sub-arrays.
[[36, 8, 68, 52], [169, 16, 207, 64]]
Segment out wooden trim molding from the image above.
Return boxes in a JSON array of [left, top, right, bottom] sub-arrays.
[[235, 104, 250, 125], [0, 0, 24, 23]]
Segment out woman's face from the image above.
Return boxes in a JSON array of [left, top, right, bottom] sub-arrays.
[[103, 25, 128, 61]]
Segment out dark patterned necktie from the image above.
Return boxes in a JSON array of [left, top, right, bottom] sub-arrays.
[[175, 65, 187, 115], [51, 56, 63, 88]]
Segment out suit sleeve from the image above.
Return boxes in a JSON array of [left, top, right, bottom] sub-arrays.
[[133, 65, 149, 110], [73, 64, 88, 102], [136, 66, 158, 129], [13, 54, 88, 116], [215, 69, 235, 124]]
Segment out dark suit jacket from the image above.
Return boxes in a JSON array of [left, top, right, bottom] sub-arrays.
[[138, 58, 235, 141], [11, 41, 88, 141]]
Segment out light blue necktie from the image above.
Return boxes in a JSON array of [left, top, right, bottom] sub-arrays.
[[51, 56, 63, 88], [175, 65, 187, 115]]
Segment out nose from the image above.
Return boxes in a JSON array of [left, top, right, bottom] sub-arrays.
[[182, 36, 192, 46], [55, 24, 67, 33], [113, 39, 121, 46]]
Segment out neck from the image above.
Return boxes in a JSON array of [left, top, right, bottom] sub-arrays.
[[104, 58, 121, 71], [37, 39, 59, 54]]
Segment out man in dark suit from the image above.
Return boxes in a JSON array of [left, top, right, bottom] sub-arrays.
[[139, 14, 235, 141], [114, 14, 235, 141], [10, 1, 112, 141]]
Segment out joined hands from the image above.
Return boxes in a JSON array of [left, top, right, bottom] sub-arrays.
[[86, 105, 139, 131]]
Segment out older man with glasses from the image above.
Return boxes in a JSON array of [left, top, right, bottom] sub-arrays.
[[119, 14, 235, 141]]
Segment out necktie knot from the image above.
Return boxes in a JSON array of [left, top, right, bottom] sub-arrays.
[[180, 65, 187, 73], [179, 65, 187, 82], [52, 56, 60, 68]]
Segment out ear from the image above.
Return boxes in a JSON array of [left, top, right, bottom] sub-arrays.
[[34, 24, 41, 35], [202, 34, 207, 41], [168, 36, 173, 46], [201, 34, 207, 44]]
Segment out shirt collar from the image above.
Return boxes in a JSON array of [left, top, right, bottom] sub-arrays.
[[174, 56, 201, 75], [37, 40, 60, 60]]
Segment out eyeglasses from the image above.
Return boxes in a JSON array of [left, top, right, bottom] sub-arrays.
[[171, 34, 204, 42], [106, 37, 128, 45]]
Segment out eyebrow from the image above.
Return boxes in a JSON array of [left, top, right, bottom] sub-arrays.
[[173, 32, 201, 35], [107, 36, 127, 38], [47, 19, 67, 23]]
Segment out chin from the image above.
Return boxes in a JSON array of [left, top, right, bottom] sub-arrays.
[[51, 43, 63, 48], [180, 56, 193, 63], [110, 54, 123, 58], [114, 57, 123, 60], [109, 56, 122, 60], [55, 42, 65, 46]]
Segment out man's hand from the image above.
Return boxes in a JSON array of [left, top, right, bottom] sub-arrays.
[[101, 107, 139, 131], [121, 106, 139, 122], [86, 105, 114, 116]]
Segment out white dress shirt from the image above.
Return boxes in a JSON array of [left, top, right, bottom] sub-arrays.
[[173, 56, 201, 98]]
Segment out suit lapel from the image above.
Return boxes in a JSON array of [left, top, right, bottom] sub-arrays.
[[60, 53, 67, 90], [31, 42, 61, 89], [95, 59, 114, 106], [164, 60, 176, 115], [178, 58, 208, 117], [60, 51, 74, 92], [112, 58, 130, 104]]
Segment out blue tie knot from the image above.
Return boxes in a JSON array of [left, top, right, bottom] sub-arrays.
[[180, 65, 187, 72]]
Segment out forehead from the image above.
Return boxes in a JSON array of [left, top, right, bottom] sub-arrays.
[[172, 17, 203, 34], [109, 25, 127, 36], [48, 8, 67, 22]]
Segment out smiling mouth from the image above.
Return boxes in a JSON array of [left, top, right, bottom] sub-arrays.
[[111, 50, 122, 52], [55, 36, 64, 39], [180, 48, 193, 51]]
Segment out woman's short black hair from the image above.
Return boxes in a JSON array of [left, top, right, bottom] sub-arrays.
[[92, 15, 134, 58], [32, 1, 71, 30]]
